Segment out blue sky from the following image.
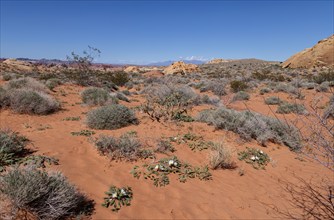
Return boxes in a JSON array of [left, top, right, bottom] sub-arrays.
[[1, 0, 333, 64]]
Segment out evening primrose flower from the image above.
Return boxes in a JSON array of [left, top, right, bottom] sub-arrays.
[[250, 156, 256, 161], [168, 160, 174, 166], [154, 165, 159, 171], [111, 192, 117, 199], [121, 189, 127, 196], [173, 161, 178, 166], [255, 156, 260, 160], [260, 150, 263, 154]]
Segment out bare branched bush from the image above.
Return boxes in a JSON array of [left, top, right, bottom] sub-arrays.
[[141, 84, 198, 122], [0, 167, 94, 219], [209, 142, 236, 170]]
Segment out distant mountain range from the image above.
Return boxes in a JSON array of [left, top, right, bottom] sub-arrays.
[[147, 60, 206, 66]]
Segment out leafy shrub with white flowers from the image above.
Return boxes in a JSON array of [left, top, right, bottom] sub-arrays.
[[102, 185, 133, 212], [238, 147, 270, 169], [131, 156, 212, 187]]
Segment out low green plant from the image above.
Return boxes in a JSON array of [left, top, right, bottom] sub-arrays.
[[276, 102, 307, 115], [131, 156, 212, 187], [0, 129, 29, 172], [238, 147, 270, 169], [63, 116, 81, 121], [232, 91, 250, 101], [18, 155, 59, 168], [71, 130, 96, 136], [265, 96, 282, 105], [102, 186, 133, 212]]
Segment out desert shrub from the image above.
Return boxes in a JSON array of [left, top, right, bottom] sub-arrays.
[[115, 92, 130, 102], [274, 83, 304, 99], [121, 90, 131, 96], [109, 71, 130, 86], [142, 84, 198, 121], [1, 73, 15, 81], [9, 89, 60, 115], [0, 87, 10, 108], [197, 107, 301, 151], [209, 142, 236, 170], [0, 130, 29, 171], [323, 95, 334, 119], [0, 167, 93, 219], [259, 87, 271, 95], [81, 87, 110, 106], [265, 96, 282, 105], [155, 139, 175, 153], [201, 81, 227, 96], [316, 82, 330, 92], [276, 102, 307, 115], [5, 77, 48, 93], [313, 69, 334, 84], [230, 80, 248, 93], [45, 78, 61, 91], [232, 91, 250, 101], [301, 82, 316, 90], [94, 133, 142, 161], [86, 104, 138, 130]]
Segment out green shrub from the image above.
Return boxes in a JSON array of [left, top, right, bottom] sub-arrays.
[[0, 87, 10, 108], [276, 102, 307, 115], [313, 69, 334, 84], [109, 71, 130, 86], [0, 167, 93, 219], [45, 78, 61, 91], [9, 89, 60, 115], [86, 104, 138, 130], [94, 133, 142, 161], [230, 80, 248, 93], [197, 107, 301, 151], [265, 96, 282, 105], [0, 129, 29, 171], [81, 87, 110, 106], [232, 91, 250, 101]]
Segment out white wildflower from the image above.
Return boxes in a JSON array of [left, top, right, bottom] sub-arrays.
[[111, 192, 117, 199], [120, 189, 127, 196], [168, 160, 175, 166], [154, 165, 159, 171], [255, 156, 260, 160], [250, 156, 256, 161]]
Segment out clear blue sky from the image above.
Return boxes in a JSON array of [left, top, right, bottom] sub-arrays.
[[1, 0, 333, 64]]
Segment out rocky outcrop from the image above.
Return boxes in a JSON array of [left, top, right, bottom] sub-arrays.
[[207, 58, 230, 64], [124, 66, 140, 73], [163, 61, 199, 75], [282, 35, 334, 69]]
